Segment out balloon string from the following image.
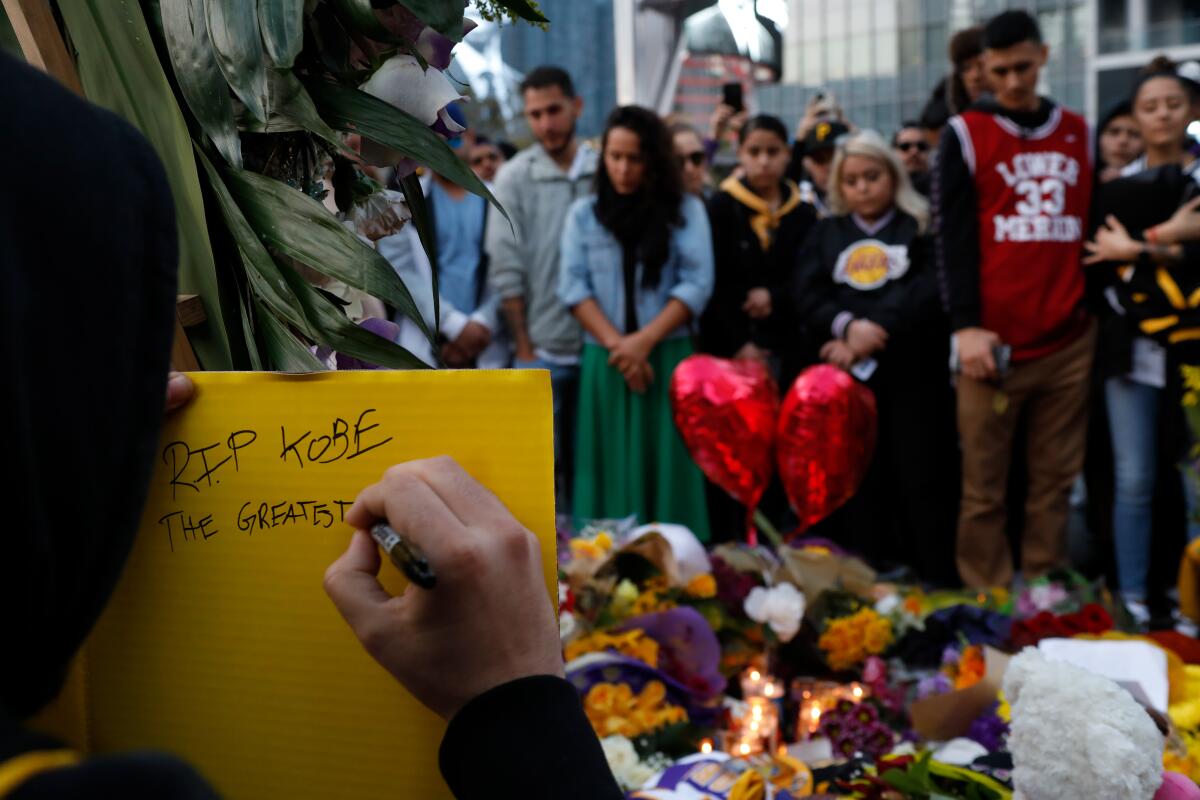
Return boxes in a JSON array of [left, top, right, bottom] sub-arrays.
[[752, 509, 784, 550]]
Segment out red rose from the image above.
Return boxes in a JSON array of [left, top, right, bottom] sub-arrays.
[[1030, 611, 1064, 638], [1080, 603, 1113, 634], [1058, 612, 1088, 635], [1010, 620, 1038, 649]]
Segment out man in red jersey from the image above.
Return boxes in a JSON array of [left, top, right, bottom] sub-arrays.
[[934, 10, 1095, 588]]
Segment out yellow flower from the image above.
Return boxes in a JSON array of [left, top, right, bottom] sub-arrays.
[[611, 579, 639, 615], [636, 680, 667, 709], [818, 608, 892, 671], [1182, 364, 1200, 393], [685, 573, 717, 598], [585, 683, 617, 715], [996, 692, 1011, 722], [583, 679, 688, 738]]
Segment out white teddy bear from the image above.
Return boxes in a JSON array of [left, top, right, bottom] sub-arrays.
[[1003, 647, 1164, 800]]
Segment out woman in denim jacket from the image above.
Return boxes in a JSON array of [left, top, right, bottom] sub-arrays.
[[558, 106, 715, 539]]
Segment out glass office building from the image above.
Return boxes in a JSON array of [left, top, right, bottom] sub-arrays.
[[498, 0, 617, 139], [758, 0, 1091, 136]]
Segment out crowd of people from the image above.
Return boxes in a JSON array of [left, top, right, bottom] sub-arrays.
[[370, 11, 1200, 627], [4, 9, 1200, 797]]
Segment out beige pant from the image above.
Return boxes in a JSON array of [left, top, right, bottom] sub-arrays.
[[956, 320, 1097, 588]]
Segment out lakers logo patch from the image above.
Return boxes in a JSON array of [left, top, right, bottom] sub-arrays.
[[832, 240, 909, 290]]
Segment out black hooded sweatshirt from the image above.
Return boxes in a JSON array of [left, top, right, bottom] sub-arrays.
[[0, 52, 619, 800]]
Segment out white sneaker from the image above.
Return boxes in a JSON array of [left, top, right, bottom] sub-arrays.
[[1124, 597, 1151, 629], [1173, 609, 1199, 638]]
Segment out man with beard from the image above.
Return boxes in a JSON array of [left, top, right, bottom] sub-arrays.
[[486, 66, 597, 512]]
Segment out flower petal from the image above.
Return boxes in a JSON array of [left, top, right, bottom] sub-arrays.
[[360, 54, 466, 128]]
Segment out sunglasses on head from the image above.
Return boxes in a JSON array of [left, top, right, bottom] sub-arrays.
[[897, 141, 930, 153], [677, 151, 706, 167]]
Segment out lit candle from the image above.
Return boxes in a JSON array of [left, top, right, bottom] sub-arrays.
[[700, 738, 713, 754], [738, 742, 751, 756]]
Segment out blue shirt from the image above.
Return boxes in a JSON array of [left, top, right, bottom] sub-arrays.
[[557, 194, 714, 345], [430, 180, 487, 314]]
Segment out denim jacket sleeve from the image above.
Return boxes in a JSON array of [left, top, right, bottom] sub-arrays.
[[557, 198, 594, 309], [669, 195, 715, 316]]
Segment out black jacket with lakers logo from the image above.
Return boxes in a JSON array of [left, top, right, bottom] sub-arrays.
[[794, 210, 944, 354]]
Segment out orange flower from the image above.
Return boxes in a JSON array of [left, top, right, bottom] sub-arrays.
[[685, 573, 717, 598], [954, 645, 986, 690], [582, 680, 688, 738]]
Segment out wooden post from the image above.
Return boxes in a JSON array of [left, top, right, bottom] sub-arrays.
[[173, 294, 206, 372], [2, 0, 83, 94]]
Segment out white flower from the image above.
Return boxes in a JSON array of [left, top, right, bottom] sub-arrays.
[[358, 55, 467, 164], [743, 582, 806, 642], [559, 610, 577, 641], [874, 593, 901, 616], [600, 735, 658, 791]]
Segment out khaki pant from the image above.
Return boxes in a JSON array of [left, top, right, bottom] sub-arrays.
[[956, 320, 1097, 588]]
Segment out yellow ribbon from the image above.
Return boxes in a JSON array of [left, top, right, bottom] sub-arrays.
[[720, 177, 803, 252], [0, 750, 79, 797]]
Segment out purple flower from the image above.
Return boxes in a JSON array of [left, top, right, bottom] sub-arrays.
[[966, 702, 1010, 752], [941, 644, 962, 666], [616, 607, 727, 700], [916, 671, 952, 699]]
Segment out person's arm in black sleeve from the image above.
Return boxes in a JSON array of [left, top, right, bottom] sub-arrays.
[[440, 676, 623, 800], [870, 234, 940, 336], [793, 223, 845, 342], [933, 124, 981, 331]]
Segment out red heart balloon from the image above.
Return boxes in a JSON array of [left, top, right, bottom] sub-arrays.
[[670, 355, 779, 516], [777, 365, 877, 534]]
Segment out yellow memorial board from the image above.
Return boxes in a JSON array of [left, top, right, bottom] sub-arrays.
[[35, 370, 556, 798]]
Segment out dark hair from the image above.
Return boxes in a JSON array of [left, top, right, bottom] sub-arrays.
[[919, 79, 950, 131], [594, 106, 683, 290], [496, 140, 518, 160], [1099, 100, 1134, 133], [519, 65, 575, 98], [1132, 55, 1196, 104], [983, 10, 1042, 50], [737, 114, 789, 146], [892, 121, 923, 145], [949, 26, 983, 67]]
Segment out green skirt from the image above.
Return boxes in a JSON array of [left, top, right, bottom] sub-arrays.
[[573, 337, 711, 541]]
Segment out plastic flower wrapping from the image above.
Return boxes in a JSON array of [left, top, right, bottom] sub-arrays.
[[560, 516, 1200, 797]]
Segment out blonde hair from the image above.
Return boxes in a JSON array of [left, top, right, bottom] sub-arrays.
[[827, 130, 930, 233]]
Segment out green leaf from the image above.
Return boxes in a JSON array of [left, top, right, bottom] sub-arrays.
[[206, 0, 269, 122], [239, 71, 351, 154], [328, 0, 401, 43], [492, 0, 547, 23], [278, 261, 431, 369], [397, 0, 466, 40], [305, 79, 507, 223], [194, 146, 313, 335], [256, 298, 326, 371], [881, 768, 930, 794], [159, 0, 243, 167], [257, 0, 304, 67], [239, 291, 265, 369], [400, 172, 438, 333], [220, 165, 435, 346], [58, 0, 235, 369]]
